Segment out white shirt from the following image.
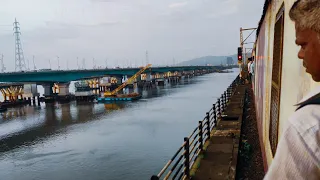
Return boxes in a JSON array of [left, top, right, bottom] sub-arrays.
[[264, 86, 320, 180], [248, 61, 252, 72], [250, 61, 254, 74]]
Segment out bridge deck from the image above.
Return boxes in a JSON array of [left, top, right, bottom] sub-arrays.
[[192, 84, 246, 180], [0, 83, 24, 88], [0, 65, 231, 83]]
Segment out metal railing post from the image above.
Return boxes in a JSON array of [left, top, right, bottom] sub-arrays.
[[221, 97, 224, 113], [184, 137, 190, 179], [198, 121, 203, 151], [220, 95, 224, 112], [151, 175, 159, 180], [217, 98, 221, 118], [224, 91, 227, 108], [213, 104, 217, 124], [220, 94, 223, 113], [227, 88, 230, 101], [222, 93, 225, 110], [206, 112, 210, 138]]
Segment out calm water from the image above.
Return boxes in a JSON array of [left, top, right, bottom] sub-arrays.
[[0, 70, 238, 180]]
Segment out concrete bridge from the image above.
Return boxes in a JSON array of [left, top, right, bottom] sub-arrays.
[[0, 65, 234, 106], [0, 65, 227, 83]]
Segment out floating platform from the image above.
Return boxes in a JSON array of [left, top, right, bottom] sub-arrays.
[[97, 93, 142, 102]]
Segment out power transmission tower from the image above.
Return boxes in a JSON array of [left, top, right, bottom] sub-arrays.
[[67, 59, 69, 70], [77, 57, 80, 69], [33, 55, 36, 70], [0, 54, 5, 73], [27, 58, 30, 71], [82, 58, 86, 69], [48, 59, 51, 69], [13, 18, 26, 71], [146, 51, 149, 65], [92, 58, 96, 69], [57, 56, 60, 70]]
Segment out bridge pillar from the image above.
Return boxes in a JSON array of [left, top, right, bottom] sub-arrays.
[[43, 84, 54, 96], [86, 79, 100, 95], [100, 77, 111, 93], [56, 82, 71, 103], [155, 73, 165, 86], [122, 75, 134, 91], [23, 84, 40, 106], [122, 75, 128, 83], [133, 82, 138, 93], [146, 73, 152, 82], [43, 84, 55, 103], [57, 83, 70, 96]]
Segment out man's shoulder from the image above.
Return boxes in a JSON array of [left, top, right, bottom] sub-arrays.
[[287, 105, 320, 167], [288, 105, 320, 135]]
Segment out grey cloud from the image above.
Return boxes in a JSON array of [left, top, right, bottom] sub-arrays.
[[91, 0, 110, 1], [0, 0, 263, 72], [45, 21, 121, 28]]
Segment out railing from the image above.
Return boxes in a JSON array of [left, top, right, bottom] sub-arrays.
[[151, 76, 240, 180]]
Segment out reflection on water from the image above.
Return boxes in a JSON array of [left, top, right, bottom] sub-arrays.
[[0, 78, 195, 153], [0, 70, 238, 180], [0, 103, 95, 152], [0, 107, 27, 121], [104, 103, 125, 111]]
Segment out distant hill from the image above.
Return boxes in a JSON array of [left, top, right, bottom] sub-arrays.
[[178, 54, 237, 66]]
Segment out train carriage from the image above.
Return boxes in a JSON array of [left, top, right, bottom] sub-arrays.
[[253, 0, 320, 170]]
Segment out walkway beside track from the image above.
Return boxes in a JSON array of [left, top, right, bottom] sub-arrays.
[[192, 84, 247, 180]]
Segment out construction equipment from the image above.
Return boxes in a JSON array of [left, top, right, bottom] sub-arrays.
[[104, 64, 152, 96]]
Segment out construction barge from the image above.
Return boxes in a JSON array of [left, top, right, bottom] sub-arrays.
[[97, 93, 142, 102], [97, 64, 151, 103]]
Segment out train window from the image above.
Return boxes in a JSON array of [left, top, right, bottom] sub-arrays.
[[269, 4, 285, 156]]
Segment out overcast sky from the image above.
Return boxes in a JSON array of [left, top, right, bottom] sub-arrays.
[[0, 0, 263, 71]]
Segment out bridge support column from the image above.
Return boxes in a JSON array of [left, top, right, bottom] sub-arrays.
[[100, 77, 111, 94], [115, 76, 123, 85], [122, 75, 128, 83], [146, 73, 152, 82], [32, 97, 36, 105], [23, 84, 39, 105], [28, 97, 31, 105], [133, 82, 138, 93], [43, 84, 55, 103], [57, 83, 70, 96], [53, 82, 72, 103], [155, 73, 165, 86]]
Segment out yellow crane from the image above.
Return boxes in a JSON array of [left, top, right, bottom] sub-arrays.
[[104, 64, 152, 96]]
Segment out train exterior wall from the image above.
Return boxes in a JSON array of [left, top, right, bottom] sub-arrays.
[[254, 0, 320, 171]]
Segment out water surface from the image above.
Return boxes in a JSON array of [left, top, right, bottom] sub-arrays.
[[0, 70, 238, 180]]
